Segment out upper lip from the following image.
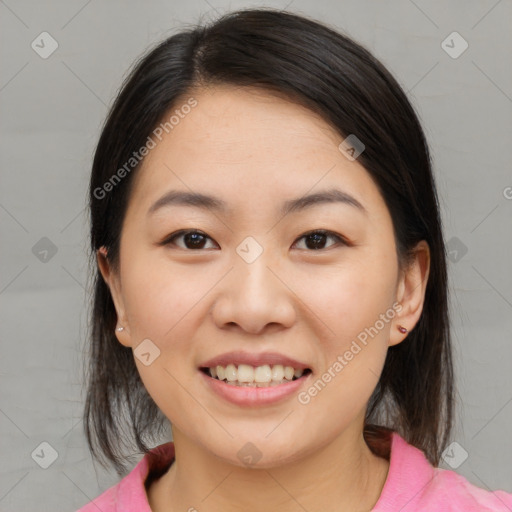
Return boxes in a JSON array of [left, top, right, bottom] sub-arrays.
[[199, 351, 311, 370]]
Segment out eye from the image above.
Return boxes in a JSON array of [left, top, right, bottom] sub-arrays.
[[292, 230, 347, 251], [161, 229, 347, 251], [161, 230, 218, 250]]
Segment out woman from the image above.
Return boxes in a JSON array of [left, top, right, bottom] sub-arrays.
[[78, 8, 512, 511]]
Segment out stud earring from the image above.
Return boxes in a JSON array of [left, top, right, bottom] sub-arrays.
[[116, 326, 124, 332], [397, 325, 408, 334]]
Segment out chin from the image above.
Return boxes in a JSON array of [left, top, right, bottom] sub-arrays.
[[209, 437, 306, 470]]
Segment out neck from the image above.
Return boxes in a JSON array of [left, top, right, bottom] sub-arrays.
[[148, 421, 391, 512]]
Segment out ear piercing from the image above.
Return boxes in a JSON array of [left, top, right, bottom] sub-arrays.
[[117, 323, 408, 334]]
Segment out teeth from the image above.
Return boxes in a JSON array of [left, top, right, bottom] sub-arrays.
[[254, 365, 272, 382], [284, 366, 294, 380], [206, 364, 306, 385], [225, 364, 237, 382], [237, 364, 255, 382], [225, 380, 288, 388], [271, 365, 284, 381]]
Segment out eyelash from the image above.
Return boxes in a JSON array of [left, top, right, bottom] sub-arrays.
[[160, 229, 349, 251]]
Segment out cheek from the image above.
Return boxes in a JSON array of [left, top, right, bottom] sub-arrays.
[[120, 256, 210, 395], [300, 256, 396, 416], [121, 253, 206, 340], [123, 258, 204, 422], [299, 264, 395, 419], [301, 255, 397, 343]]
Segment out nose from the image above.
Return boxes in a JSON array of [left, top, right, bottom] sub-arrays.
[[211, 251, 296, 335]]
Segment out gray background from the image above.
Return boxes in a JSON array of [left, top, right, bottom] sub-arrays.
[[1, 0, 511, 510]]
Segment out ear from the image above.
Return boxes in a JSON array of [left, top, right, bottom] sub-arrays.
[[389, 240, 430, 347], [97, 246, 133, 348]]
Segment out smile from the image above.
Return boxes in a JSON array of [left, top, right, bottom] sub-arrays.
[[200, 364, 312, 387], [199, 365, 313, 407]]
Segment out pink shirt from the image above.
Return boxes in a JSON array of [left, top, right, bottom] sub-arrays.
[[77, 432, 512, 511]]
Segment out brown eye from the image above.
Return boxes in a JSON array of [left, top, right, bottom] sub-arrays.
[[293, 230, 346, 251], [161, 229, 347, 251], [162, 230, 217, 250]]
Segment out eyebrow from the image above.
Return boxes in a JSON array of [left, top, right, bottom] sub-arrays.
[[147, 188, 367, 218]]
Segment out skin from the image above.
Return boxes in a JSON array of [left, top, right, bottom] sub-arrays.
[[97, 84, 430, 512]]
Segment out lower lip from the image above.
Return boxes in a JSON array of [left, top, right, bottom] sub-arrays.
[[199, 370, 311, 407]]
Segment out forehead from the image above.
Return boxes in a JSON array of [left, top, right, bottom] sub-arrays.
[[127, 85, 385, 219]]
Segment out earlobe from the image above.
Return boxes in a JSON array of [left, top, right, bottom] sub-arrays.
[[97, 246, 133, 348], [114, 324, 133, 347], [389, 240, 430, 347]]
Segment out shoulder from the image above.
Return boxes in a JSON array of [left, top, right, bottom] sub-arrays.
[[373, 432, 512, 511], [424, 467, 512, 511], [75, 442, 175, 512]]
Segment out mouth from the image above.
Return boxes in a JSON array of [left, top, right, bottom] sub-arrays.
[[199, 364, 313, 387]]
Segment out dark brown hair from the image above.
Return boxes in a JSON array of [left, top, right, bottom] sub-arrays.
[[83, 8, 454, 476]]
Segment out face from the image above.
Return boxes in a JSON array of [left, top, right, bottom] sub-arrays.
[[98, 85, 429, 468]]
